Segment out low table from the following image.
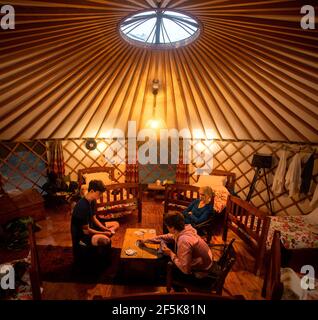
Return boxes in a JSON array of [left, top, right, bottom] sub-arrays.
[[119, 228, 161, 281], [120, 228, 159, 259], [147, 183, 165, 201]]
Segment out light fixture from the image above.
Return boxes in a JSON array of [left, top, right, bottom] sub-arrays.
[[146, 79, 166, 130], [146, 118, 166, 130], [152, 79, 159, 95]]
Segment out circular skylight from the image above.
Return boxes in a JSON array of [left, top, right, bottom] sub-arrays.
[[119, 10, 201, 48]]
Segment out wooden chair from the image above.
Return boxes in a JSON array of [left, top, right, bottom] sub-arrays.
[[166, 239, 236, 295], [194, 208, 224, 244], [262, 230, 284, 300], [222, 196, 270, 275], [78, 167, 143, 222], [164, 184, 201, 214], [163, 183, 215, 239], [100, 183, 143, 223]]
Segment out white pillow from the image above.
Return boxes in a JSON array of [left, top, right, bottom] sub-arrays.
[[211, 185, 229, 193], [304, 207, 318, 225], [83, 172, 113, 186], [281, 268, 307, 300], [193, 175, 227, 188]]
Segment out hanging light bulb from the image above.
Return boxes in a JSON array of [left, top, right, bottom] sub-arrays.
[[146, 79, 166, 130], [146, 118, 166, 129]]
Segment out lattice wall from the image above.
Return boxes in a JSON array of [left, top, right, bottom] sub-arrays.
[[62, 139, 126, 183], [0, 141, 48, 192], [62, 139, 317, 216], [1, 139, 317, 216], [191, 141, 318, 216]]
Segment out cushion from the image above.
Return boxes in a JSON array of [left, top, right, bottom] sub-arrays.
[[280, 268, 307, 300], [213, 187, 230, 213], [210, 185, 229, 193], [98, 211, 133, 220], [304, 207, 318, 225], [193, 175, 227, 188], [82, 172, 113, 187], [97, 203, 137, 214], [104, 203, 137, 211]]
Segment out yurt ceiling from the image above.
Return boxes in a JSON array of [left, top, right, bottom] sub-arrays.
[[1, 0, 318, 142]]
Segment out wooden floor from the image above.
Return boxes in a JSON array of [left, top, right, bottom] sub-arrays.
[[28, 200, 264, 299]]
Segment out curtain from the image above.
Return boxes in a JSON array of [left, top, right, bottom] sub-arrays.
[[176, 143, 189, 184], [125, 144, 139, 183], [125, 163, 139, 183], [49, 141, 65, 179]]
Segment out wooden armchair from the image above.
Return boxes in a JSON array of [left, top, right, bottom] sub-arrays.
[[192, 211, 219, 244], [97, 183, 142, 223], [164, 184, 201, 214], [77, 167, 142, 222], [222, 196, 270, 275], [166, 239, 236, 295], [164, 183, 215, 239]]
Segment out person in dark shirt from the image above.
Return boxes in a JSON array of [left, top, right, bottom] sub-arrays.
[[182, 186, 214, 226], [71, 180, 119, 247]]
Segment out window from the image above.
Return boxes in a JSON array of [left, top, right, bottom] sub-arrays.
[[139, 163, 176, 184], [0, 142, 47, 192], [120, 10, 200, 48], [138, 142, 177, 184]]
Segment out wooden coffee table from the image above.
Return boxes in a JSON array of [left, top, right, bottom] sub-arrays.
[[120, 228, 159, 259], [147, 183, 165, 201], [119, 228, 161, 281]]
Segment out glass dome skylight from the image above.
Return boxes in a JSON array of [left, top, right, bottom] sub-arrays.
[[119, 10, 200, 48]]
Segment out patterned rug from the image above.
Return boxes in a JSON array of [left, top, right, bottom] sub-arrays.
[[38, 245, 166, 285]]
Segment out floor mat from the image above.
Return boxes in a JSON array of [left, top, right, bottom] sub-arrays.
[[38, 245, 166, 286]]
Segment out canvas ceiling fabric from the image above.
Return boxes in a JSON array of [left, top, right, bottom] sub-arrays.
[[0, 0, 317, 142]]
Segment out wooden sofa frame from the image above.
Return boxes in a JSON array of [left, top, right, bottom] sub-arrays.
[[222, 195, 270, 275], [78, 167, 142, 222], [262, 230, 284, 300], [98, 183, 142, 223], [164, 169, 236, 214]]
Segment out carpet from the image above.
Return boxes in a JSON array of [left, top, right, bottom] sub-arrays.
[[38, 245, 166, 286]]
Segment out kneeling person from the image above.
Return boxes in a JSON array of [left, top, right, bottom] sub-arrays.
[[71, 179, 119, 247], [140, 211, 213, 279]]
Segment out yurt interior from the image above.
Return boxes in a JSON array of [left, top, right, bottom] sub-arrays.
[[0, 0, 318, 302]]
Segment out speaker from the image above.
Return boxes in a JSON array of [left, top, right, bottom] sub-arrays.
[[251, 154, 272, 169]]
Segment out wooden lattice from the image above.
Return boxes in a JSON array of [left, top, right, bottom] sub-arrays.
[[0, 141, 48, 192], [190, 141, 318, 216], [62, 139, 126, 183], [0, 139, 316, 216]]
